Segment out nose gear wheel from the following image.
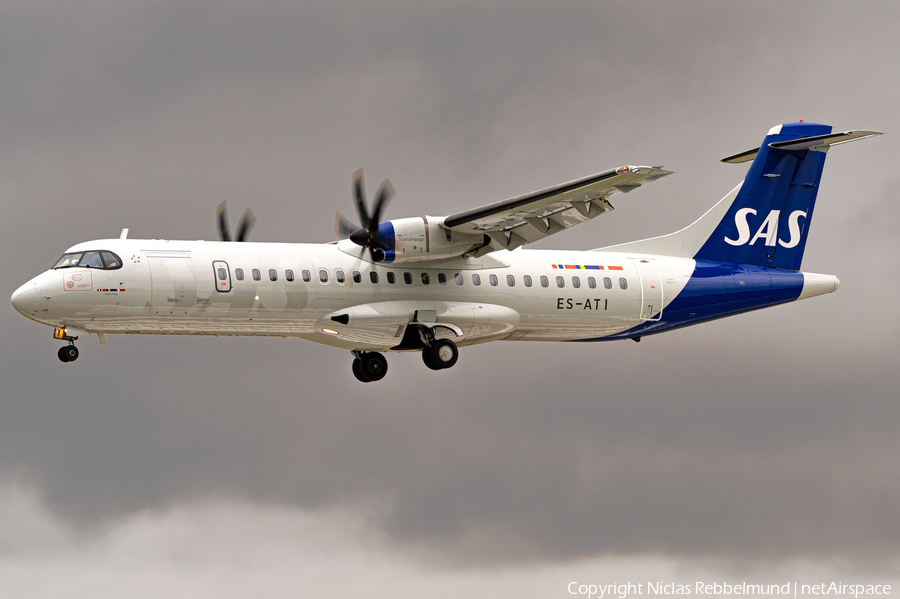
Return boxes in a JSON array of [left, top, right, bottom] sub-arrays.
[[58, 345, 79, 363]]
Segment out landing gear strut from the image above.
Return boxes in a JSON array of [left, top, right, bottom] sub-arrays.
[[58, 344, 79, 363], [351, 351, 388, 383]]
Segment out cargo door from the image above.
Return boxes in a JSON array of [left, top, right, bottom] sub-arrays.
[[148, 254, 197, 315]]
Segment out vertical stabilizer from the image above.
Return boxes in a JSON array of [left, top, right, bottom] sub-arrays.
[[693, 122, 832, 270], [596, 123, 882, 271]]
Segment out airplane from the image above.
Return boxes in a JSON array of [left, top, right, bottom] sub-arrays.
[[11, 122, 882, 382]]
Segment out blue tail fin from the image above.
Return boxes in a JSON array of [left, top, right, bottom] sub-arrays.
[[594, 123, 880, 266], [693, 122, 832, 270]]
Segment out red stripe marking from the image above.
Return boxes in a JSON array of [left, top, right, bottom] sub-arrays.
[[608, 265, 623, 270], [565, 265, 578, 269]]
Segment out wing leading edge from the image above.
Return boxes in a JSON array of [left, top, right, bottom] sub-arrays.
[[443, 165, 672, 256]]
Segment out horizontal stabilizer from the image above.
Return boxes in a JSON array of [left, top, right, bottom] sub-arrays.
[[721, 129, 883, 164]]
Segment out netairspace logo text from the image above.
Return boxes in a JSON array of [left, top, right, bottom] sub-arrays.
[[567, 582, 892, 599]]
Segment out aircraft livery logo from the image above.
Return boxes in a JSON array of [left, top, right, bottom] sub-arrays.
[[724, 208, 807, 248], [63, 271, 92, 291]]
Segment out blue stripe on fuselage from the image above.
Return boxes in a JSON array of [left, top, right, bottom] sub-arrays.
[[580, 260, 805, 341]]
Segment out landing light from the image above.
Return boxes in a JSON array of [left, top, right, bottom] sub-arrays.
[[254, 295, 260, 300], [321, 328, 339, 335]]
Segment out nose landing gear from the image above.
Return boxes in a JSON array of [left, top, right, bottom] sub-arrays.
[[58, 344, 79, 363], [53, 327, 82, 363]]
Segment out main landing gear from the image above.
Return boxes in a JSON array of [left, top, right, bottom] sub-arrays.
[[422, 339, 458, 371], [349, 338, 460, 383], [352, 351, 388, 383]]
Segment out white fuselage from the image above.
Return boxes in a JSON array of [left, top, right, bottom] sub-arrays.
[[13, 238, 706, 350]]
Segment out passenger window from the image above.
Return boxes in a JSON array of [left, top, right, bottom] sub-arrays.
[[235, 268, 244, 281], [252, 269, 261, 281], [286, 269, 294, 282], [387, 272, 395, 284], [455, 273, 463, 285], [556, 276, 565, 288], [438, 273, 447, 285], [572, 276, 580, 289], [353, 271, 361, 283], [81, 252, 103, 269], [318, 270, 328, 283], [619, 277, 628, 290], [421, 272, 430, 285], [269, 269, 277, 281], [524, 275, 532, 287], [604, 277, 612, 289], [403, 272, 412, 284], [370, 271, 378, 284], [217, 268, 227, 280], [588, 277, 596, 289], [100, 251, 122, 269], [472, 273, 481, 286], [302, 270, 311, 282], [506, 274, 515, 287], [336, 270, 345, 283], [540, 275, 549, 288], [489, 274, 498, 286]]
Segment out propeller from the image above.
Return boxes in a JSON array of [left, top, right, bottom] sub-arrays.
[[335, 168, 394, 262], [217, 201, 257, 242]]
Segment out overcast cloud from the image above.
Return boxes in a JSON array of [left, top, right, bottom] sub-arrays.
[[2, 1, 899, 593]]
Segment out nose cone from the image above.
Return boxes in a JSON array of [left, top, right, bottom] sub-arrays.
[[11, 281, 42, 318]]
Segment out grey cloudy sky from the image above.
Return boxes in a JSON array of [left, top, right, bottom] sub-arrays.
[[2, 1, 899, 595]]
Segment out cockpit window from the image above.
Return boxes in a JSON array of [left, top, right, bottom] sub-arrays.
[[52, 250, 123, 270], [80, 252, 103, 269], [101, 251, 122, 269], [53, 253, 83, 268]]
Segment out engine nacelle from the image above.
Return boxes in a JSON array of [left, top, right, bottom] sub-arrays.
[[375, 217, 484, 263]]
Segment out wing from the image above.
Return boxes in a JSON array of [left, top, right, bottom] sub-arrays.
[[443, 165, 672, 256]]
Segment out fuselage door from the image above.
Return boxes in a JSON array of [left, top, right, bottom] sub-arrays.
[[148, 254, 197, 315], [633, 259, 663, 321], [212, 260, 232, 292]]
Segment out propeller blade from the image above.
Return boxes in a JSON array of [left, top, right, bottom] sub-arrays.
[[344, 168, 394, 258], [235, 208, 256, 242], [335, 212, 357, 238], [217, 201, 231, 242], [352, 168, 370, 227], [370, 179, 394, 228], [352, 245, 367, 271]]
